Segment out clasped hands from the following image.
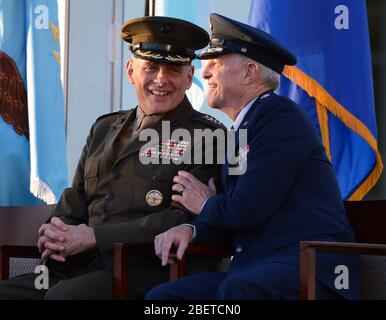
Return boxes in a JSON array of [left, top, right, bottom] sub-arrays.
[[37, 217, 96, 263], [155, 171, 217, 266], [38, 170, 215, 265]]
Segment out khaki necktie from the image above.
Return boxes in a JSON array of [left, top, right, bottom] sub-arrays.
[[135, 107, 163, 132]]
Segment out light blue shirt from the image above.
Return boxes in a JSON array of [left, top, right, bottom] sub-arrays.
[[233, 97, 258, 130]]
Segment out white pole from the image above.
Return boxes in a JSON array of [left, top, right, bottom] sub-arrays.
[[149, 0, 155, 16]]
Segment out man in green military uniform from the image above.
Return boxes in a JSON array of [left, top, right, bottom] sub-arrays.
[[0, 16, 224, 299]]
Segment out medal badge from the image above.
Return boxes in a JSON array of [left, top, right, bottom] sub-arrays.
[[146, 190, 163, 207]]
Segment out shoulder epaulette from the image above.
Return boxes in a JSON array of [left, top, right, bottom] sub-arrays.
[[191, 110, 225, 129], [95, 109, 129, 122], [202, 114, 224, 127]]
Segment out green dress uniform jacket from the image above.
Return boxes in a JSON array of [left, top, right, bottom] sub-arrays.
[[50, 96, 225, 297]]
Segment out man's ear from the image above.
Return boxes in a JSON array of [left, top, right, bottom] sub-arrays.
[[244, 62, 259, 84], [126, 59, 135, 84], [186, 65, 194, 90]]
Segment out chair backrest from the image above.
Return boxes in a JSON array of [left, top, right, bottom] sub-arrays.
[[0, 205, 54, 278], [344, 200, 386, 244], [344, 200, 386, 299], [0, 205, 54, 246]]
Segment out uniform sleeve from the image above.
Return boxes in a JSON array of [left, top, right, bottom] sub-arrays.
[[194, 104, 313, 232], [93, 208, 192, 246]]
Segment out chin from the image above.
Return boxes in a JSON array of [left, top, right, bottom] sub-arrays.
[[208, 100, 221, 110]]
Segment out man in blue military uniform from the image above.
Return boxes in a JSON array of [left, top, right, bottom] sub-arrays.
[[146, 13, 360, 300]]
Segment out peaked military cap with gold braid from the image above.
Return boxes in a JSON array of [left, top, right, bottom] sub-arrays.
[[121, 16, 209, 66]]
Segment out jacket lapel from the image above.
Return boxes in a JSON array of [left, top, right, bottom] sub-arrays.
[[224, 93, 270, 188]]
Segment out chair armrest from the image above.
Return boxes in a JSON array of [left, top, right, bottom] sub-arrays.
[[0, 245, 40, 280], [170, 244, 233, 281], [299, 241, 386, 300], [113, 242, 232, 300]]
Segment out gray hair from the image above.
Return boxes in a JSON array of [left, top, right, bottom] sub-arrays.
[[237, 54, 280, 90], [256, 62, 280, 91]]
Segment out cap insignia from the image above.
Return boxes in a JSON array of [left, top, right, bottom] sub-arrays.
[[134, 50, 163, 60], [202, 47, 224, 55], [165, 55, 191, 63]]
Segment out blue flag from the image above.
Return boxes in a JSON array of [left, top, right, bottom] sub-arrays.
[[0, 0, 68, 205], [248, 0, 382, 200]]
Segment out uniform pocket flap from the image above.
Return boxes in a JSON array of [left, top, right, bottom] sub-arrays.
[[84, 158, 99, 178]]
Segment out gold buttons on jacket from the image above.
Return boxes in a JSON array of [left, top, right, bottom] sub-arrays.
[[146, 190, 163, 207]]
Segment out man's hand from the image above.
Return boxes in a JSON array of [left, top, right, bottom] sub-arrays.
[[38, 217, 68, 261], [154, 225, 193, 266], [38, 217, 96, 262], [172, 171, 217, 214]]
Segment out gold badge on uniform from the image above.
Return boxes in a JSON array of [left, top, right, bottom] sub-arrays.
[[146, 190, 163, 207]]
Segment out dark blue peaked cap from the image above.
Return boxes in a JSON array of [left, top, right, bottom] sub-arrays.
[[198, 13, 297, 74]]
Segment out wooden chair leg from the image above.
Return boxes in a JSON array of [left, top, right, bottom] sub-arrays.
[[169, 257, 186, 281], [0, 254, 10, 280], [300, 245, 316, 300], [113, 243, 128, 300]]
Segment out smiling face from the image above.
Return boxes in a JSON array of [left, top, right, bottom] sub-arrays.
[[127, 58, 194, 115], [202, 53, 247, 113]]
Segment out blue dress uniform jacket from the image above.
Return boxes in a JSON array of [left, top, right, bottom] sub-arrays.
[[192, 92, 360, 299]]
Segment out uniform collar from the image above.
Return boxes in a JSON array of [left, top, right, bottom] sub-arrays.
[[112, 96, 194, 165], [112, 109, 136, 129], [135, 106, 165, 131], [116, 95, 193, 131], [233, 98, 257, 131], [233, 90, 273, 130], [160, 95, 194, 129]]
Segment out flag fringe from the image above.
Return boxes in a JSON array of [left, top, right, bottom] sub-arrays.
[[30, 177, 57, 204], [283, 65, 383, 200]]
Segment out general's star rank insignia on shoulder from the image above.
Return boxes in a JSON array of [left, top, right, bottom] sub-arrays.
[[202, 114, 222, 127]]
